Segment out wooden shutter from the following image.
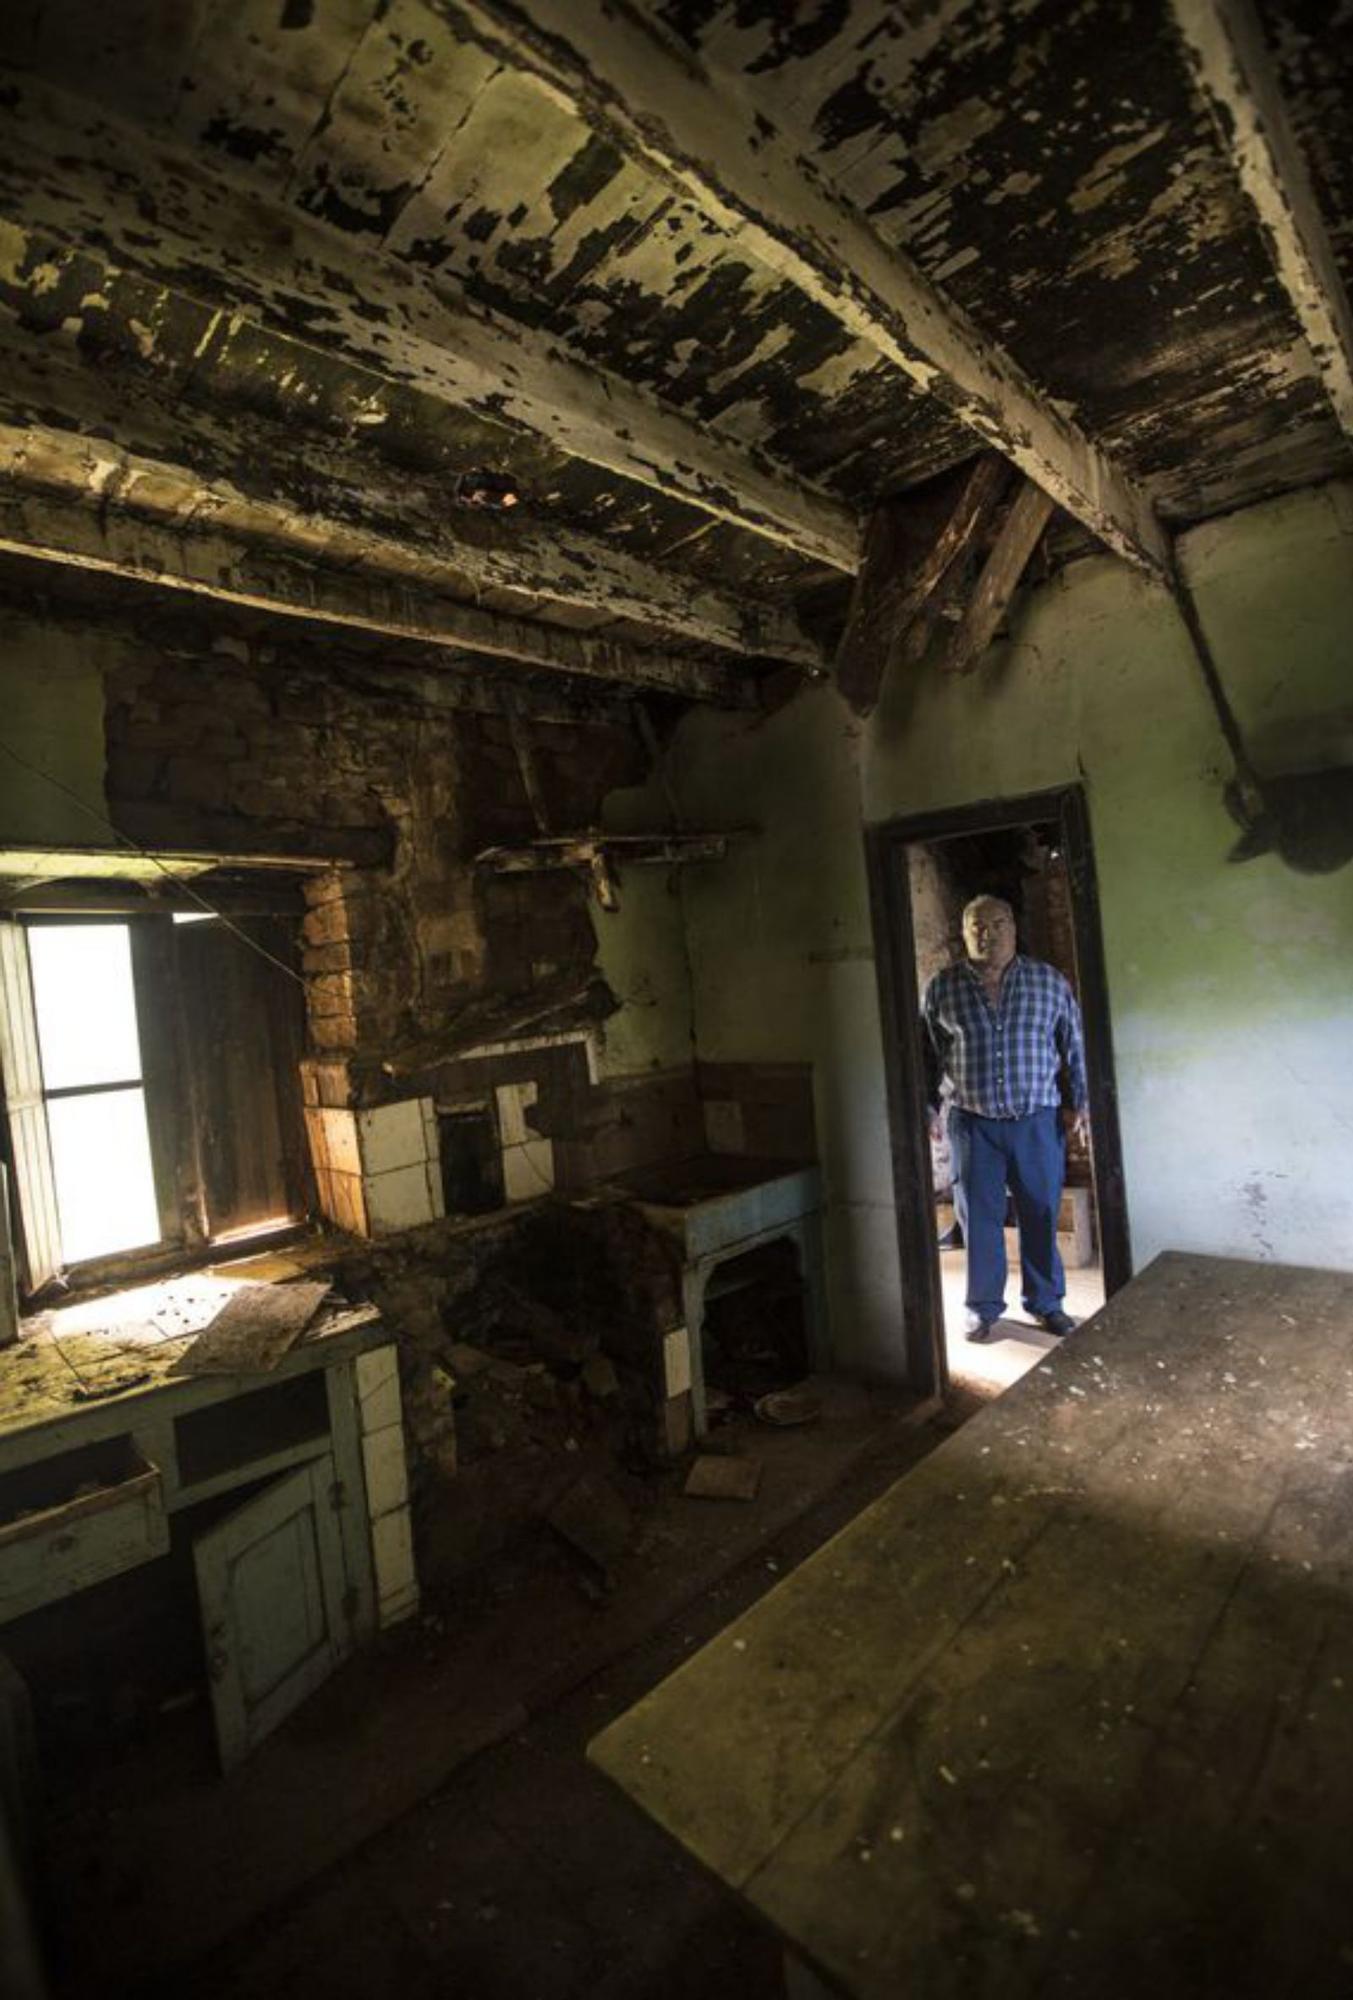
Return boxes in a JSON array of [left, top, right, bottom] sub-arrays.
[[0, 921, 60, 1292], [175, 917, 310, 1240]]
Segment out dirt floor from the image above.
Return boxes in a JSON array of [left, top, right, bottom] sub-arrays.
[[46, 1381, 990, 2000]]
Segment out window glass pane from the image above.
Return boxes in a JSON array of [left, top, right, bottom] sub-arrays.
[[27, 923, 144, 1090], [47, 1087, 161, 1263]]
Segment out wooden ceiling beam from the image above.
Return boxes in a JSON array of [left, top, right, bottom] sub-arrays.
[[0, 426, 754, 705], [1169, 0, 1353, 437], [441, 0, 1171, 579], [0, 70, 860, 575], [0, 288, 820, 669], [942, 480, 1057, 675], [834, 455, 1012, 715]]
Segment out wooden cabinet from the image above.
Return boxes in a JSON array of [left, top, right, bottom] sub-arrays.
[[195, 1455, 354, 1770], [0, 1435, 168, 1621], [0, 1309, 412, 1769]]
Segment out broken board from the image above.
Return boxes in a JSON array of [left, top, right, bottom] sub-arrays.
[[172, 1281, 330, 1377]]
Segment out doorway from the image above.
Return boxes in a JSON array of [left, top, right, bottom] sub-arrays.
[[865, 786, 1131, 1401]]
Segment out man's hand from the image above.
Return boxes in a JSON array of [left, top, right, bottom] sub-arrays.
[[1062, 1107, 1090, 1146]]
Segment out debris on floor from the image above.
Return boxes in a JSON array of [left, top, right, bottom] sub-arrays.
[[684, 1455, 763, 1502], [546, 1474, 634, 1583], [753, 1383, 823, 1428]]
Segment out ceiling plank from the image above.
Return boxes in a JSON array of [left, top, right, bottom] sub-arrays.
[[0, 426, 752, 705], [1168, 0, 1353, 437], [0, 69, 860, 575], [0, 282, 819, 667], [941, 480, 1057, 676], [835, 454, 1012, 716], [440, 0, 1170, 579]]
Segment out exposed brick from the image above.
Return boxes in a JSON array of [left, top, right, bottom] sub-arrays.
[[302, 940, 355, 975]]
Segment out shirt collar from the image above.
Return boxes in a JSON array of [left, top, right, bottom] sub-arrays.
[[962, 953, 1024, 982]]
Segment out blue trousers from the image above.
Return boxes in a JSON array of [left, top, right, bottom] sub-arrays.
[[949, 1106, 1066, 1320]]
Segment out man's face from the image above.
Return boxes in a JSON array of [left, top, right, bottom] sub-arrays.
[[963, 900, 1017, 971]]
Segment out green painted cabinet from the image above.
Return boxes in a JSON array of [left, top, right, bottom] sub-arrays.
[[194, 1453, 354, 1771]]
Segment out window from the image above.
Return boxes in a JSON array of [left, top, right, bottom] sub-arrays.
[[0, 910, 310, 1295], [28, 923, 161, 1263]]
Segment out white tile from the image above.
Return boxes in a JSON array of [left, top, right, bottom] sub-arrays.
[[356, 1346, 403, 1434], [362, 1422, 410, 1519], [365, 1161, 438, 1235], [424, 1158, 446, 1221], [358, 1099, 428, 1176], [318, 1107, 361, 1177], [502, 1137, 554, 1203], [371, 1505, 416, 1603], [663, 1325, 692, 1398], [703, 1098, 745, 1154], [495, 1079, 538, 1148], [358, 1370, 403, 1434], [355, 1344, 397, 1397]]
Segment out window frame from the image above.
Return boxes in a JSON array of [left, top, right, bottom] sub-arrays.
[[0, 906, 312, 1304]]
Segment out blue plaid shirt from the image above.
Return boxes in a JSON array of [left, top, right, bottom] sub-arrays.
[[923, 955, 1087, 1119]]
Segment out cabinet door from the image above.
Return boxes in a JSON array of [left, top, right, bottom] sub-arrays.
[[194, 1455, 352, 1771]]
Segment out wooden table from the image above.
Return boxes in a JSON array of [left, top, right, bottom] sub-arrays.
[[590, 1253, 1353, 1997]]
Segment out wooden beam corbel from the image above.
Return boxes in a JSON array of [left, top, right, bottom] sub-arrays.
[[834, 455, 1011, 715]]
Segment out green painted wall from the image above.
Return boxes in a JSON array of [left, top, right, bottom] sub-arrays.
[[0, 608, 108, 847], [674, 480, 1353, 1380], [590, 768, 697, 1080]]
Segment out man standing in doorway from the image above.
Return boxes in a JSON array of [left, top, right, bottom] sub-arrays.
[[922, 894, 1089, 1341]]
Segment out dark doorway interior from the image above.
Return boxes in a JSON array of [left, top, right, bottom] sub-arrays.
[[866, 786, 1132, 1400]]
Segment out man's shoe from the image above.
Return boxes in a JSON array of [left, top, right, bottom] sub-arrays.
[[1037, 1309, 1078, 1337], [963, 1310, 1001, 1343]]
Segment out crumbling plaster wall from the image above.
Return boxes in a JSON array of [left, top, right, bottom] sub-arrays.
[[673, 478, 1353, 1381]]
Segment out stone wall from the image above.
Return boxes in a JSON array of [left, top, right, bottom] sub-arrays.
[[102, 621, 641, 1067]]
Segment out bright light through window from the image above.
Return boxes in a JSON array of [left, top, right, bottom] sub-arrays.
[[28, 925, 143, 1090], [27, 923, 161, 1265], [47, 1089, 160, 1263]]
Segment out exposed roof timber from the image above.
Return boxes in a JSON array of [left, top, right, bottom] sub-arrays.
[[440, 0, 1171, 578], [0, 71, 860, 575], [0, 258, 818, 668], [1168, 0, 1353, 437], [835, 454, 1011, 716], [0, 426, 753, 705], [942, 480, 1057, 676]]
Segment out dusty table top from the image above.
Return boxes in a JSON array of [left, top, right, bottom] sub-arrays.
[[590, 1252, 1353, 1998], [0, 1264, 377, 1440]]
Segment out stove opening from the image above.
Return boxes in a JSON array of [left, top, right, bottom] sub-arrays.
[[700, 1236, 810, 1410]]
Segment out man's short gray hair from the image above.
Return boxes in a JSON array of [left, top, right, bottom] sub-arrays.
[[962, 894, 1015, 925]]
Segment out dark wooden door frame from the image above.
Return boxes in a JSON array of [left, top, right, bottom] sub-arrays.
[[864, 783, 1133, 1399]]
